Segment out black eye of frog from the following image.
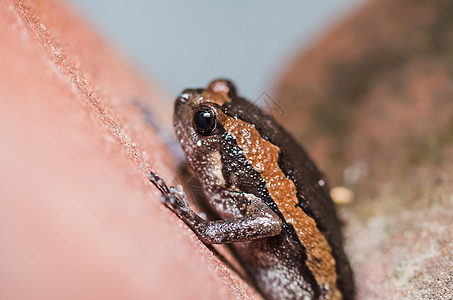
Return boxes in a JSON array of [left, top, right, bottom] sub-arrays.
[[193, 105, 216, 135]]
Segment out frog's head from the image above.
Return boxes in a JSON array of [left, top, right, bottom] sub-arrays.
[[173, 80, 237, 169]]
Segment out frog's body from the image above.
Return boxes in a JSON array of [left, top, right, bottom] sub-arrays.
[[150, 80, 354, 300]]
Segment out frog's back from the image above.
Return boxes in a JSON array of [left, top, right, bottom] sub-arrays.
[[221, 95, 354, 300]]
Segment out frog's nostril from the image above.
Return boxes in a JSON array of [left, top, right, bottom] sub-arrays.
[[177, 88, 205, 103], [177, 88, 195, 103], [178, 97, 188, 104], [177, 94, 190, 103]]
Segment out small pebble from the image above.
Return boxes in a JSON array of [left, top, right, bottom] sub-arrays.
[[330, 186, 354, 205]]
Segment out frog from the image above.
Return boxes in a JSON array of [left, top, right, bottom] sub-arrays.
[[148, 79, 354, 300]]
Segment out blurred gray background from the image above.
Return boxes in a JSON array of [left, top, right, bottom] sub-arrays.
[[68, 0, 366, 99]]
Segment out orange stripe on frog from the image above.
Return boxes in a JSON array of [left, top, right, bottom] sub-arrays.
[[222, 113, 342, 300]]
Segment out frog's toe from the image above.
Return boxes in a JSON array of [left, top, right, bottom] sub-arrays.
[[161, 191, 186, 214], [169, 186, 188, 205]]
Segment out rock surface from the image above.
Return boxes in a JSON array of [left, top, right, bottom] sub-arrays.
[[0, 1, 259, 299], [276, 0, 453, 298]]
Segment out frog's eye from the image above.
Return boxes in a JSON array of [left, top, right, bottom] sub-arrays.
[[193, 105, 216, 135]]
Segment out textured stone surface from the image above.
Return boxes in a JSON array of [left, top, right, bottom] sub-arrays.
[[0, 1, 259, 299], [276, 0, 453, 298]]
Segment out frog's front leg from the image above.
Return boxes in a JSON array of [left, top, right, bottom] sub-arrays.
[[148, 171, 283, 244]]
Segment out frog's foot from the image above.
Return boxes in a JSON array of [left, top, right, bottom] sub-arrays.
[[160, 189, 189, 215], [148, 171, 190, 215], [169, 185, 188, 205]]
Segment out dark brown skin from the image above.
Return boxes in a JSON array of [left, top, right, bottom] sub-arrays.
[[149, 80, 354, 300]]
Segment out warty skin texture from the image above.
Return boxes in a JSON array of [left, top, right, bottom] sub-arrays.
[[158, 80, 354, 300]]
